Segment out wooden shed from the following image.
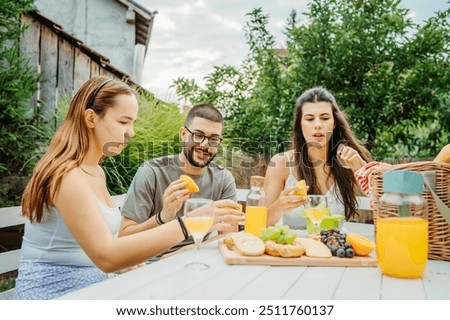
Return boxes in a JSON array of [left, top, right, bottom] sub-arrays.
[[20, 10, 148, 120]]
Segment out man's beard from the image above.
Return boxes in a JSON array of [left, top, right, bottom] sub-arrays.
[[183, 145, 216, 168]]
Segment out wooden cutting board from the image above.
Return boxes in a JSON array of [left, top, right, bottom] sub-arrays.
[[218, 239, 377, 267]]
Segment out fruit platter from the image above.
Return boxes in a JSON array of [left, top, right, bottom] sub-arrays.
[[219, 225, 377, 267]]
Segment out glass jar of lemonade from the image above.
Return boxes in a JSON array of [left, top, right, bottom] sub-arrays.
[[245, 176, 267, 237], [376, 170, 428, 278]]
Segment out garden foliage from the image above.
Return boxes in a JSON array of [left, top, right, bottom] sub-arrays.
[[0, 0, 42, 206], [173, 0, 450, 161]]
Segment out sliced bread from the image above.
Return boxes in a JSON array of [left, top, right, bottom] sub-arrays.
[[297, 238, 332, 258], [225, 232, 265, 256], [264, 238, 305, 258]]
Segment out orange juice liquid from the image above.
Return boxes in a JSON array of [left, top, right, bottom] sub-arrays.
[[306, 208, 327, 222], [244, 206, 267, 237], [376, 217, 428, 278], [184, 216, 214, 239]]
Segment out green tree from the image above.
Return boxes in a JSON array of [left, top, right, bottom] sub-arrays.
[[174, 1, 450, 160], [174, 8, 287, 155], [0, 0, 42, 206], [286, 0, 450, 159]]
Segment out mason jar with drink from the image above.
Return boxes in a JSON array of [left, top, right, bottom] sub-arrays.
[[376, 170, 428, 278]]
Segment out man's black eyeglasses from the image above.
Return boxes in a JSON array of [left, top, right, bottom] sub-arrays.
[[184, 127, 223, 147]]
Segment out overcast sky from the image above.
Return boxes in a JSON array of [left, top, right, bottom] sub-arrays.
[[136, 0, 449, 101]]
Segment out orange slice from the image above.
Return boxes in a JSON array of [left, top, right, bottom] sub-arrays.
[[293, 179, 307, 196], [180, 175, 199, 193], [346, 233, 376, 256]]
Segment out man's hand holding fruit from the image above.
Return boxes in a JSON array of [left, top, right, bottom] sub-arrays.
[[162, 175, 243, 232], [159, 178, 191, 223]]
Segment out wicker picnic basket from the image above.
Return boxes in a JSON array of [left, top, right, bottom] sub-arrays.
[[372, 161, 450, 261]]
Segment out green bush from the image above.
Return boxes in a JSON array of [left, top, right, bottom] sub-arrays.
[[0, 277, 15, 293], [0, 0, 43, 207]]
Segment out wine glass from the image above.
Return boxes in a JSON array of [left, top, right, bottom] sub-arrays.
[[305, 195, 328, 234], [183, 198, 215, 270]]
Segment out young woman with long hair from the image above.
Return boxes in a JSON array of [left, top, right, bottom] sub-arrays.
[[14, 76, 239, 299], [265, 87, 372, 228]]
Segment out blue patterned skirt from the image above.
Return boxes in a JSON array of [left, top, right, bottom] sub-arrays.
[[14, 261, 108, 300]]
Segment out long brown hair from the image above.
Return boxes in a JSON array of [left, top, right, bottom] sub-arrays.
[[292, 87, 372, 220], [22, 76, 134, 222]]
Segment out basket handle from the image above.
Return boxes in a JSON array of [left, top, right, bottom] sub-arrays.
[[423, 176, 450, 225]]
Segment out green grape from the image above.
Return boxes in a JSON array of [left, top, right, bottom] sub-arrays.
[[280, 225, 290, 234], [275, 234, 286, 244], [283, 232, 296, 244], [274, 231, 294, 244], [265, 224, 297, 244], [260, 226, 281, 241], [273, 224, 283, 231]]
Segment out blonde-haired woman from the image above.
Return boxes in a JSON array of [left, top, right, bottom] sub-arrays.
[[14, 77, 195, 299]]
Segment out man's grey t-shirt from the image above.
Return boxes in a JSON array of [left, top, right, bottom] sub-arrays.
[[121, 155, 237, 257]]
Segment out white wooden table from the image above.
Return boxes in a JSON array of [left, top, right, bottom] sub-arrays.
[[60, 222, 450, 300]]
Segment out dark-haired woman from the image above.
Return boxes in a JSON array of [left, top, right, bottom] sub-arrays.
[[265, 87, 372, 228]]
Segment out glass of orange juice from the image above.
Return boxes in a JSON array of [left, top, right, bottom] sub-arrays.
[[244, 206, 267, 237], [183, 198, 215, 270], [305, 195, 328, 234]]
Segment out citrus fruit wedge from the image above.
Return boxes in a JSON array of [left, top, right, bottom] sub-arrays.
[[293, 179, 307, 196], [346, 233, 376, 256], [180, 175, 200, 193]]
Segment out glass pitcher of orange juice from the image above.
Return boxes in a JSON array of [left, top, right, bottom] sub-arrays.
[[376, 170, 428, 278], [245, 176, 267, 237]]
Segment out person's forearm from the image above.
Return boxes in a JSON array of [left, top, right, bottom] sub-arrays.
[[119, 216, 159, 236], [96, 219, 186, 273], [266, 204, 283, 226], [350, 159, 367, 172]]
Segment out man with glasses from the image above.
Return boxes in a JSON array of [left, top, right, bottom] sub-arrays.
[[119, 104, 242, 259]]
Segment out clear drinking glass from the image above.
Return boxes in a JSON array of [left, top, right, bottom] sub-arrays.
[[305, 195, 328, 234], [183, 198, 215, 270]]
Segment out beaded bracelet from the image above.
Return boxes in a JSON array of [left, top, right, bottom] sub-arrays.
[[176, 216, 189, 240], [155, 210, 165, 225]]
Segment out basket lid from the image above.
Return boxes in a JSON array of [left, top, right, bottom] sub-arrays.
[[383, 170, 423, 194]]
